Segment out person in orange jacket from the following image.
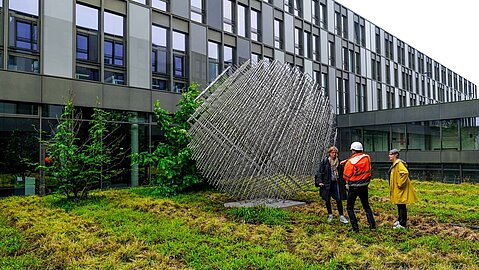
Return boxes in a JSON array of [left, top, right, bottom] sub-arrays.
[[388, 149, 418, 229], [341, 142, 376, 232]]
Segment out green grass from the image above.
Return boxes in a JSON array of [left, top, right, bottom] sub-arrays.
[[1, 179, 478, 269]]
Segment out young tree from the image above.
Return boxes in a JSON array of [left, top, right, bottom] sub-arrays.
[[43, 98, 124, 200], [134, 83, 203, 195]]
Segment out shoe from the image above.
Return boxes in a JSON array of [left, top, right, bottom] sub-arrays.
[[339, 215, 349, 224], [393, 224, 406, 229], [393, 221, 399, 226], [327, 214, 333, 222]]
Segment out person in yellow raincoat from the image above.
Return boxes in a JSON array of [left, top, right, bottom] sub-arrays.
[[388, 149, 418, 229]]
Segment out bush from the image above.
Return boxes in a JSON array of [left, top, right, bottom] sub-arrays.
[[133, 83, 203, 195]]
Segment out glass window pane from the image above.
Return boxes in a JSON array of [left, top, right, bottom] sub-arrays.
[[152, 0, 167, 11], [391, 124, 406, 150], [104, 40, 113, 64], [9, 0, 38, 16], [237, 5, 246, 37], [76, 4, 98, 30], [104, 71, 125, 85], [174, 82, 186, 93], [461, 117, 479, 150], [76, 34, 88, 60], [174, 55, 184, 77], [114, 43, 123, 66], [151, 51, 157, 72], [132, 0, 146, 4], [157, 50, 167, 74], [152, 78, 168, 91], [104, 12, 124, 36], [224, 46, 233, 64], [8, 55, 38, 73], [152, 25, 167, 47], [442, 120, 459, 150], [208, 42, 219, 60], [172, 31, 185, 51], [76, 66, 99, 81], [364, 125, 389, 152], [15, 21, 32, 49]]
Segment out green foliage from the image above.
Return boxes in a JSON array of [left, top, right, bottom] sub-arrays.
[[133, 82, 203, 195], [42, 98, 124, 200]]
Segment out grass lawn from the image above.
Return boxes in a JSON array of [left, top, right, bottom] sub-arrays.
[[1, 179, 478, 269]]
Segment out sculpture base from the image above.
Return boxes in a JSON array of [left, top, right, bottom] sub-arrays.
[[224, 199, 306, 209]]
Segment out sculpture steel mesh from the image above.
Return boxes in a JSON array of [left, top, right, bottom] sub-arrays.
[[188, 60, 336, 200]]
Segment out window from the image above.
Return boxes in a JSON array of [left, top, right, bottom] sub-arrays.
[[75, 4, 99, 81], [294, 28, 302, 55], [355, 51, 360, 74], [224, 46, 234, 69], [375, 27, 380, 54], [384, 33, 393, 59], [321, 72, 328, 97], [223, 0, 234, 33], [251, 53, 260, 63], [174, 55, 184, 77], [284, 0, 293, 14], [337, 77, 349, 114], [237, 5, 246, 37], [354, 16, 360, 44], [328, 39, 335, 66], [399, 90, 406, 108], [274, 19, 283, 49], [304, 32, 311, 58], [173, 31, 187, 92], [152, 0, 167, 11], [191, 0, 203, 23], [408, 47, 416, 70], [208, 41, 219, 83], [342, 47, 348, 71], [251, 9, 260, 42], [385, 60, 391, 84], [312, 35, 319, 61], [104, 11, 125, 85], [356, 81, 367, 112], [152, 25, 168, 91], [8, 0, 39, 73], [397, 40, 405, 65], [319, 1, 327, 29], [293, 0, 302, 16], [335, 5, 347, 38], [377, 84, 382, 110], [132, 0, 146, 4], [386, 86, 395, 109], [312, 0, 320, 25]]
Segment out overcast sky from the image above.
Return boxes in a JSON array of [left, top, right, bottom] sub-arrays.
[[335, 0, 479, 86]]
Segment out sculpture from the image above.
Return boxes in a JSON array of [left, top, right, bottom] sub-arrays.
[[188, 60, 335, 200]]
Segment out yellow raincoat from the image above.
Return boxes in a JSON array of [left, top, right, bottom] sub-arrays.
[[389, 159, 418, 204]]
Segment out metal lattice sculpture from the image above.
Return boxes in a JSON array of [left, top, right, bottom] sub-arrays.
[[188, 60, 336, 200]]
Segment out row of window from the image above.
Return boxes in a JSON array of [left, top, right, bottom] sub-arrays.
[[340, 118, 479, 153], [131, 0, 476, 98]]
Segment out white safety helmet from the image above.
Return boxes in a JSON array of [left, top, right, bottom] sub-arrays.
[[350, 141, 363, 151]]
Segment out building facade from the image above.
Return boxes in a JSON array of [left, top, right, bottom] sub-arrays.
[[0, 0, 477, 196]]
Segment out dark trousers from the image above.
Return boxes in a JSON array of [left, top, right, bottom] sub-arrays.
[[325, 181, 344, 215], [346, 185, 376, 231], [397, 204, 407, 227]]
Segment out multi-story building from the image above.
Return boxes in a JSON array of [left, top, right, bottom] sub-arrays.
[[0, 0, 477, 196]]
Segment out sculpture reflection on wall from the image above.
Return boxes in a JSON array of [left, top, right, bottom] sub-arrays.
[[188, 60, 335, 200]]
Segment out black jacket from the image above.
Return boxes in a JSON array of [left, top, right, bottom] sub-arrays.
[[315, 157, 347, 201]]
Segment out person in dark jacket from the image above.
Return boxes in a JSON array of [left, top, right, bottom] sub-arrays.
[[315, 146, 349, 224]]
